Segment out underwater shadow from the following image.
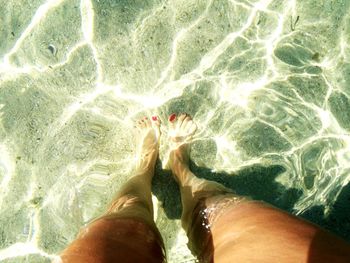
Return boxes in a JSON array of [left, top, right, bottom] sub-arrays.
[[152, 160, 182, 219], [152, 160, 302, 220], [300, 182, 350, 242]]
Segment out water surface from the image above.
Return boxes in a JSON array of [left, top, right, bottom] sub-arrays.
[[1, 0, 350, 262]]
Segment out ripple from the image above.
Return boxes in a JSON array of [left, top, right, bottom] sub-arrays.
[[1, 0, 350, 262]]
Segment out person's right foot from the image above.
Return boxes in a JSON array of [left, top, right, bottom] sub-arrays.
[[167, 113, 197, 181]]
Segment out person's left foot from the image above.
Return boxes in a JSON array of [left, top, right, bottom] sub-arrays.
[[135, 116, 161, 172]]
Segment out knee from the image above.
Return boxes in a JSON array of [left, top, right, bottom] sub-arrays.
[[107, 194, 146, 212]]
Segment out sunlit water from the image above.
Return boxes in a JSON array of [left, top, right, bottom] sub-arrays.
[[1, 0, 350, 262]]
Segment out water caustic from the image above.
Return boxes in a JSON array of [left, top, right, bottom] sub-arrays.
[[198, 195, 245, 233], [0, 0, 350, 262]]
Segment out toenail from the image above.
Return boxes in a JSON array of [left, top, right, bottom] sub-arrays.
[[152, 116, 158, 121], [169, 113, 176, 122]]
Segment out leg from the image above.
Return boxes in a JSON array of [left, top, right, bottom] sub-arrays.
[[168, 114, 350, 263], [59, 116, 166, 263]]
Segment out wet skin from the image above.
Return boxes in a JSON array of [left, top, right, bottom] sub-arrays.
[[58, 114, 350, 263]]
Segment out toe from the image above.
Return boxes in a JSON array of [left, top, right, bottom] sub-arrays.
[[184, 115, 192, 122], [144, 117, 152, 128], [189, 122, 197, 135], [152, 117, 161, 139], [169, 113, 177, 122], [177, 113, 187, 128], [169, 113, 177, 130], [152, 116, 161, 127], [181, 115, 192, 129], [133, 123, 140, 132], [140, 119, 147, 128]]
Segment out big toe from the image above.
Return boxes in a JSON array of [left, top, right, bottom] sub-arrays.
[[152, 116, 161, 136], [152, 116, 161, 127]]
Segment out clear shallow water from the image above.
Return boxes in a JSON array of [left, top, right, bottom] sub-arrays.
[[0, 0, 350, 262]]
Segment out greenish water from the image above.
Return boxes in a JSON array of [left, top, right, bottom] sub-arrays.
[[1, 0, 350, 262]]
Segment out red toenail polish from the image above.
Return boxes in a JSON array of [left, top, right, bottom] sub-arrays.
[[152, 116, 158, 121], [169, 113, 176, 122]]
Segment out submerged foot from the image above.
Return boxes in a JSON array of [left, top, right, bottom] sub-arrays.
[[167, 113, 197, 180], [135, 116, 161, 172]]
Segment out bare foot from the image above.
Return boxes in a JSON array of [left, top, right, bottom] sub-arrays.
[[135, 116, 161, 173], [167, 113, 197, 180]]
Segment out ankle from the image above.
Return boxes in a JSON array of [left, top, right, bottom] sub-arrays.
[[137, 149, 157, 168], [172, 164, 195, 187], [171, 147, 189, 164], [170, 151, 187, 171]]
